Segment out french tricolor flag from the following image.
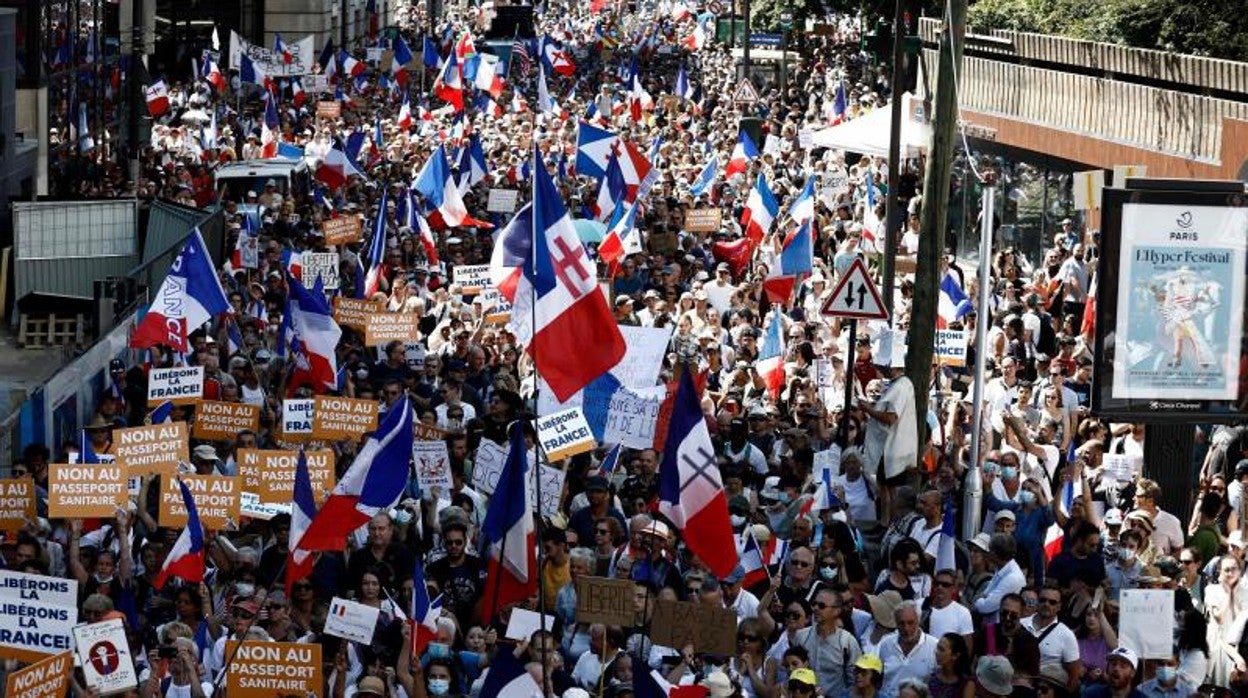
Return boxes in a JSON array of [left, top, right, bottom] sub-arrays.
[[598, 199, 642, 275], [339, 49, 365, 77], [724, 129, 758, 179], [155, 479, 206, 589], [298, 397, 415, 551], [409, 554, 444, 659], [315, 145, 366, 190], [658, 369, 739, 579], [285, 449, 319, 597], [938, 272, 974, 328], [130, 228, 229, 352], [740, 526, 768, 588], [432, 52, 464, 111], [413, 144, 469, 228], [480, 422, 538, 622], [741, 172, 779, 247], [397, 93, 412, 131], [593, 149, 627, 221], [284, 273, 342, 393], [829, 81, 848, 125], [488, 202, 531, 303], [755, 311, 787, 399]]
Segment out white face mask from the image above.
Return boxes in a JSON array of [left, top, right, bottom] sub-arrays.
[[427, 678, 451, 695], [730, 515, 746, 528]]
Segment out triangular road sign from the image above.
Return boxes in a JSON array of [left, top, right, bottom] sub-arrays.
[[821, 258, 889, 320], [732, 78, 758, 103]]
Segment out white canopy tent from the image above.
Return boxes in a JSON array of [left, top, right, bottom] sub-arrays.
[[810, 92, 931, 158]]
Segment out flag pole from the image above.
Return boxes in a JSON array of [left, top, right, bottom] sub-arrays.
[[528, 141, 552, 675], [210, 556, 288, 694]]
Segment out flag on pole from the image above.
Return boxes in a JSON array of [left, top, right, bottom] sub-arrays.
[[131, 229, 229, 351], [479, 422, 537, 622], [285, 449, 319, 596], [755, 312, 787, 398], [154, 480, 206, 589]]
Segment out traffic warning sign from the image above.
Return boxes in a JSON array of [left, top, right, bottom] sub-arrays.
[[820, 258, 888, 320]]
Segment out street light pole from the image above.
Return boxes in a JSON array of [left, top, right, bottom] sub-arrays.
[[881, 0, 905, 318]]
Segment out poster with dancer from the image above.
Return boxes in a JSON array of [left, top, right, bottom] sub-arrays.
[[1112, 203, 1248, 400]]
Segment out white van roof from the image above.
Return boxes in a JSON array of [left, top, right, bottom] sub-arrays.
[[214, 157, 308, 182]]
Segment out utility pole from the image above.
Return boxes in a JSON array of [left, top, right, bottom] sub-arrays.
[[905, 0, 965, 440], [880, 0, 905, 318], [742, 0, 752, 80]]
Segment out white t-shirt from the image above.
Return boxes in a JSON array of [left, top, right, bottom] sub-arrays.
[[927, 602, 974, 639], [835, 473, 877, 526], [1021, 616, 1080, 666]]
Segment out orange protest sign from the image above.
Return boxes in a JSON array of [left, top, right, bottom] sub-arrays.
[[47, 463, 127, 518], [112, 422, 189, 476], [0, 478, 35, 531], [321, 215, 362, 245], [236, 449, 336, 504], [224, 641, 322, 698], [334, 297, 384, 330], [159, 475, 240, 530], [192, 401, 260, 441], [364, 312, 422, 346], [3, 650, 73, 698], [311, 396, 378, 441]]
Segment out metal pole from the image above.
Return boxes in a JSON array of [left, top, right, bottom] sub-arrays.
[[742, 0, 751, 80], [129, 0, 145, 186], [881, 0, 904, 318], [840, 318, 858, 440], [962, 185, 994, 539]]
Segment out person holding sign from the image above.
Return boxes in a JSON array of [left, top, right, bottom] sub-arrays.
[[141, 636, 212, 698]]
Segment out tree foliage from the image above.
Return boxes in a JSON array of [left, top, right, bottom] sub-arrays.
[[967, 0, 1248, 60]]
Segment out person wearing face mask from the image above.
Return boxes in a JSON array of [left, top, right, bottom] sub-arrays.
[[1136, 655, 1195, 698], [1104, 529, 1146, 601], [986, 476, 1055, 585]]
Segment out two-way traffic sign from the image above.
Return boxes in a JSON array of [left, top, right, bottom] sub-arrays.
[[820, 258, 889, 320]]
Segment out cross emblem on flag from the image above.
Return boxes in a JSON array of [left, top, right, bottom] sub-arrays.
[[680, 446, 718, 494], [551, 236, 591, 295]]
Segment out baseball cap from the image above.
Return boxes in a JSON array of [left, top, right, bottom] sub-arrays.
[[356, 676, 386, 697], [1107, 646, 1138, 670], [994, 510, 1016, 523], [855, 654, 883, 673], [1103, 508, 1124, 526], [790, 668, 818, 685]]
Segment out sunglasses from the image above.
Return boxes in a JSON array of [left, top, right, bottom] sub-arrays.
[[812, 602, 840, 610]]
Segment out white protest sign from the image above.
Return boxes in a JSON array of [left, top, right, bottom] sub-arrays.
[[366, 47, 384, 63], [240, 492, 291, 520], [0, 570, 78, 662], [303, 74, 330, 94], [229, 30, 315, 77], [413, 439, 452, 490], [824, 165, 850, 197], [146, 366, 204, 405], [536, 408, 596, 462], [505, 608, 558, 641], [282, 399, 314, 437], [1118, 589, 1174, 659], [452, 264, 492, 295], [798, 129, 814, 150], [302, 252, 340, 290], [614, 326, 674, 389], [529, 465, 567, 518], [470, 441, 563, 516], [1101, 454, 1140, 483], [813, 445, 843, 480], [603, 386, 665, 449], [487, 188, 520, 213], [73, 619, 137, 695], [324, 598, 380, 644], [763, 133, 782, 156], [934, 329, 968, 367]]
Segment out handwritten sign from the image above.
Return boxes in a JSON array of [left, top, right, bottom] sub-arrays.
[[651, 600, 738, 655], [452, 264, 492, 295], [505, 609, 558, 641], [302, 252, 340, 290], [316, 101, 342, 119], [575, 577, 636, 626], [1119, 589, 1174, 659], [147, 366, 204, 405], [470, 440, 565, 516], [112, 422, 188, 476], [602, 386, 664, 449], [73, 619, 136, 695], [236, 449, 336, 504], [487, 188, 520, 213], [684, 208, 723, 233], [224, 641, 323, 698], [0, 478, 36, 531], [1102, 454, 1141, 482], [159, 475, 240, 530], [334, 297, 384, 329], [0, 570, 77, 662], [4, 650, 73, 698], [364, 312, 422, 346], [312, 396, 379, 441], [281, 399, 314, 439], [322, 215, 362, 245], [934, 329, 968, 367], [536, 408, 596, 462], [192, 401, 260, 441], [48, 463, 127, 518], [324, 598, 379, 644], [413, 440, 452, 490]]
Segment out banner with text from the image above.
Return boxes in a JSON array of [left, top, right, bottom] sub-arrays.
[[0, 570, 77, 662], [112, 422, 188, 476], [312, 397, 378, 440], [147, 366, 204, 405], [159, 475, 240, 530]]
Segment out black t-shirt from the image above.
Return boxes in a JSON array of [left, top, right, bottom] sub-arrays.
[[1046, 549, 1107, 590], [426, 554, 487, 626]]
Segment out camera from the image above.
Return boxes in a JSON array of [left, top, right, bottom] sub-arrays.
[[158, 645, 179, 659]]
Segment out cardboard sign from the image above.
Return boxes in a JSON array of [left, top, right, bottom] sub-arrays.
[[159, 475, 240, 530], [415, 422, 448, 442], [237, 449, 336, 503], [47, 463, 127, 518], [0, 478, 36, 531], [324, 598, 379, 644], [933, 329, 968, 367], [224, 641, 323, 698], [471, 440, 565, 516], [684, 208, 723, 233], [312, 396, 379, 441], [480, 288, 512, 324], [281, 399, 315, 438], [1119, 589, 1175, 659], [536, 408, 596, 461], [452, 264, 492, 295], [302, 252, 340, 290], [4, 650, 73, 698], [650, 599, 738, 655], [504, 608, 558, 642], [602, 386, 665, 449], [413, 439, 452, 490], [316, 101, 342, 119], [73, 619, 137, 695], [192, 401, 260, 441], [334, 297, 385, 329], [147, 366, 204, 405], [364, 312, 422, 346], [575, 577, 636, 626], [112, 422, 189, 476], [487, 188, 520, 213], [0, 570, 77, 662], [322, 215, 363, 245]]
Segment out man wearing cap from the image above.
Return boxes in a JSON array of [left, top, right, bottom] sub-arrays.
[[1083, 647, 1145, 698], [614, 295, 639, 325], [191, 444, 227, 475], [705, 262, 736, 314], [569, 476, 627, 546]]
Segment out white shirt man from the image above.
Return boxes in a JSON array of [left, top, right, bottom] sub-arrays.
[[879, 602, 939, 696], [1021, 587, 1082, 688], [926, 571, 974, 644]]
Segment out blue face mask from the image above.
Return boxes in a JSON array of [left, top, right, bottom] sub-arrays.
[[1155, 666, 1177, 684], [1019, 490, 1036, 506], [1002, 466, 1018, 480], [428, 678, 451, 695]]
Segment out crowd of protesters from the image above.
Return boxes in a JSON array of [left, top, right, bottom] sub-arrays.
[[9, 0, 1248, 697]]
